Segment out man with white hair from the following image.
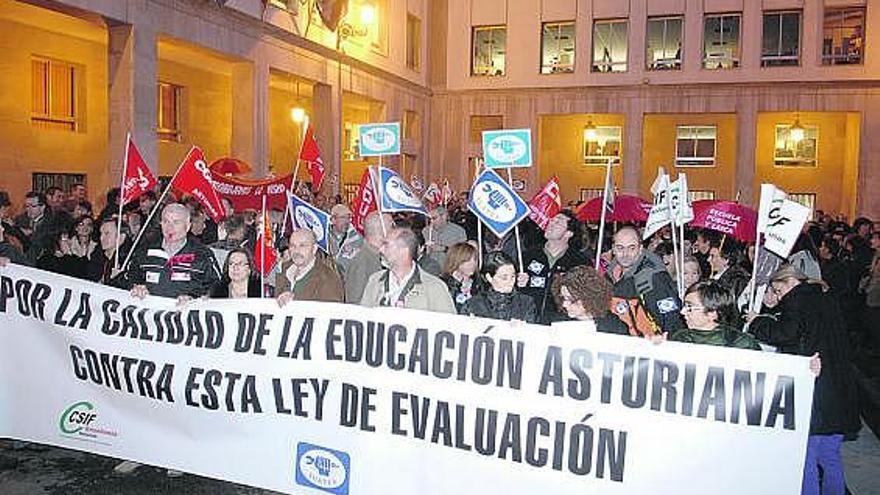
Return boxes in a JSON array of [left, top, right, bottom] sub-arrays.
[[328, 203, 363, 276], [344, 211, 393, 303], [126, 202, 221, 299]]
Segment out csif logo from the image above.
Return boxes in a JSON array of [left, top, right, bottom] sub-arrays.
[[58, 400, 119, 444], [295, 442, 350, 495], [59, 401, 97, 434]]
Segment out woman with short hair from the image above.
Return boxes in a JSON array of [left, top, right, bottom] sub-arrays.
[[552, 265, 629, 335], [440, 242, 479, 313]]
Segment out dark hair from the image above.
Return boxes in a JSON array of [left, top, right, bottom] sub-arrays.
[[75, 200, 93, 215], [684, 280, 738, 328], [853, 217, 873, 232], [552, 265, 613, 318], [480, 251, 515, 280], [68, 183, 85, 193], [25, 191, 45, 206], [655, 241, 674, 258], [559, 210, 583, 251], [710, 238, 745, 267], [100, 215, 130, 238], [821, 236, 841, 258], [222, 248, 255, 281], [45, 186, 63, 197], [223, 214, 246, 235]]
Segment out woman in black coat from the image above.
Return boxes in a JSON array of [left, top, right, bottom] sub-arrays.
[[747, 264, 860, 495], [462, 251, 536, 324], [210, 248, 263, 299]]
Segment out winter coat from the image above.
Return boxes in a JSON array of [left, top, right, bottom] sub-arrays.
[[749, 283, 860, 436], [671, 324, 761, 350], [462, 288, 537, 324]]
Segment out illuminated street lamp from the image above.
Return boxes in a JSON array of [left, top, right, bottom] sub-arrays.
[[584, 121, 599, 142], [291, 107, 306, 124], [789, 116, 805, 144]]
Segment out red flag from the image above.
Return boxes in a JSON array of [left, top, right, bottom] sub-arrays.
[[120, 134, 158, 206], [252, 209, 279, 277], [423, 182, 441, 205], [299, 126, 325, 192], [351, 168, 378, 235], [528, 176, 562, 230], [170, 147, 226, 222]]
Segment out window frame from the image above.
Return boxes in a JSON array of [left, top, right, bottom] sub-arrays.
[[773, 124, 818, 167], [675, 125, 717, 167], [31, 57, 77, 131], [406, 13, 422, 71], [157, 81, 182, 143], [591, 19, 628, 73], [471, 25, 507, 77], [540, 21, 576, 75], [646, 16, 684, 71], [689, 190, 716, 202], [821, 7, 865, 66], [703, 13, 741, 69], [761, 10, 802, 67], [583, 125, 623, 165]]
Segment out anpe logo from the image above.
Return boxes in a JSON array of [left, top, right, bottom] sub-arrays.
[[295, 442, 350, 495], [473, 182, 517, 223], [59, 401, 96, 434], [58, 400, 119, 444], [384, 176, 421, 208], [295, 206, 326, 242], [486, 134, 528, 164], [362, 127, 397, 153]]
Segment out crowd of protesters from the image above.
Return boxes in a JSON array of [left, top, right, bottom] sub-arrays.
[[0, 181, 878, 495]]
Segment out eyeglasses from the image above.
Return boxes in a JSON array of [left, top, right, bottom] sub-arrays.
[[682, 303, 705, 313]]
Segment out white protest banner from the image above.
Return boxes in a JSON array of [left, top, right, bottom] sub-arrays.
[[0, 265, 815, 495], [643, 170, 671, 239]]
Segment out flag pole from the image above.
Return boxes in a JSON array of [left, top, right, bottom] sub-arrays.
[[475, 158, 483, 268], [260, 194, 267, 297], [595, 157, 613, 270], [370, 160, 388, 236], [505, 168, 525, 273], [664, 171, 683, 299], [114, 133, 132, 271]]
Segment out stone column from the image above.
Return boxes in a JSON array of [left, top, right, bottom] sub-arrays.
[[230, 60, 264, 174], [108, 23, 157, 178], [313, 80, 341, 195], [623, 102, 644, 193], [735, 94, 758, 205]]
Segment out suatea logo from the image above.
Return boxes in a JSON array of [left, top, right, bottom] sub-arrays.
[[295, 442, 350, 495], [486, 134, 528, 164], [58, 401, 118, 442]]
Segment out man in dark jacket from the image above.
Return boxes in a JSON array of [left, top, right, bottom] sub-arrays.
[[606, 226, 684, 336], [126, 203, 220, 300], [748, 264, 860, 495], [517, 212, 588, 324]]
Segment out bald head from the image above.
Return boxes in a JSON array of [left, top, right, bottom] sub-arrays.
[[612, 226, 643, 269], [288, 228, 318, 267]]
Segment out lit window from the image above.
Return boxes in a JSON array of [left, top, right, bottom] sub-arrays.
[[762, 11, 800, 67], [157, 82, 182, 142], [592, 20, 628, 72], [646, 17, 683, 71], [822, 8, 864, 65], [541, 21, 575, 74], [31, 57, 76, 131], [787, 193, 816, 219], [774, 124, 817, 166], [580, 188, 605, 201], [406, 14, 421, 70], [689, 190, 716, 202], [344, 122, 361, 160], [676, 126, 716, 167], [703, 14, 740, 69], [470, 115, 503, 143], [472, 26, 506, 76], [583, 126, 622, 165]]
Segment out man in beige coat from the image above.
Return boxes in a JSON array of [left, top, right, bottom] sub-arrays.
[[276, 229, 344, 305], [360, 227, 455, 313]]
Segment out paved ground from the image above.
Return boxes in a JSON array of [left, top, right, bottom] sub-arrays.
[[1, 426, 879, 494]]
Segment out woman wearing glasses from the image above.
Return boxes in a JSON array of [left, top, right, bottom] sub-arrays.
[[671, 280, 761, 349], [210, 248, 262, 299]]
